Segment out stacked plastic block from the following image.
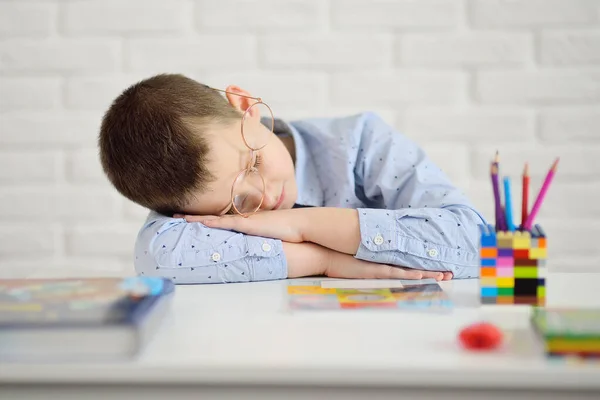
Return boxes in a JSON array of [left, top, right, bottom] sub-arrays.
[[479, 224, 546, 306]]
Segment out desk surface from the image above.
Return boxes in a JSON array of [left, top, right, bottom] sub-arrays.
[[2, 273, 600, 392]]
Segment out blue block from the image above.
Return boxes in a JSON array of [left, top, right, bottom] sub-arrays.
[[481, 235, 497, 247], [481, 258, 497, 267], [538, 278, 545, 286], [481, 287, 498, 297], [535, 224, 546, 238], [479, 224, 497, 247]]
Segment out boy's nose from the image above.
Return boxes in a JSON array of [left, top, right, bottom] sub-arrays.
[[260, 184, 279, 210], [260, 194, 277, 210]]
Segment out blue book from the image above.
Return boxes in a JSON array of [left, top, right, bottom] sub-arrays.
[[0, 276, 174, 362]]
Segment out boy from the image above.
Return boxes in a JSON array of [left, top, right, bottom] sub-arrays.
[[99, 74, 486, 284]]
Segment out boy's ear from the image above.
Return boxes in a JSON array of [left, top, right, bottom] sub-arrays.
[[224, 85, 256, 113]]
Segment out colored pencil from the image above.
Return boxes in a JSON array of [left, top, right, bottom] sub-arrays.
[[491, 163, 505, 231], [521, 163, 529, 230], [491, 151, 507, 231], [522, 158, 559, 231], [503, 176, 515, 231]]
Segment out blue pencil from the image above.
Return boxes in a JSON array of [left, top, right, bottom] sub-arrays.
[[503, 176, 515, 231]]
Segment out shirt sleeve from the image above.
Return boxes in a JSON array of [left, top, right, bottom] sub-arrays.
[[352, 112, 488, 279], [134, 211, 288, 284]]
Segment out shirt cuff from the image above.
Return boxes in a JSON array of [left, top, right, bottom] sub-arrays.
[[243, 236, 288, 281], [354, 207, 480, 279]]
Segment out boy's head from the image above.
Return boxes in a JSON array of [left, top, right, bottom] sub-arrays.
[[99, 73, 297, 216]]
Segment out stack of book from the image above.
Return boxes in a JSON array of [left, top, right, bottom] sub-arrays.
[[0, 276, 174, 362], [531, 307, 600, 358]]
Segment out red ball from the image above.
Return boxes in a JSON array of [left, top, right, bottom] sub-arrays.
[[458, 322, 503, 350]]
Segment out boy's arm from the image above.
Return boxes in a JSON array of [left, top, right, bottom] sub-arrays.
[[135, 212, 287, 284], [284, 240, 437, 280], [135, 211, 434, 284]]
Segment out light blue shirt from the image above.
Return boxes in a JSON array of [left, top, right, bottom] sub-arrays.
[[134, 112, 487, 283]]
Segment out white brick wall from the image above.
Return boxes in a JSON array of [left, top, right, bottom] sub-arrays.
[[0, 0, 599, 278]]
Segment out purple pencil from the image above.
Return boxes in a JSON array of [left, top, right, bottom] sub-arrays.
[[522, 158, 559, 231], [491, 162, 505, 231]]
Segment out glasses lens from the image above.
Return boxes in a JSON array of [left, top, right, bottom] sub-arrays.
[[242, 102, 273, 150], [232, 169, 265, 215]]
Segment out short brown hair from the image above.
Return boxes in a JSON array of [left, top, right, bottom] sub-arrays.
[[99, 73, 240, 215]]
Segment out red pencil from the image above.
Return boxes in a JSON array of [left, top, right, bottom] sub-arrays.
[[522, 158, 559, 231], [521, 163, 529, 230]]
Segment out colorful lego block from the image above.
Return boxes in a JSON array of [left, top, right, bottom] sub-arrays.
[[480, 248, 497, 258], [497, 266, 514, 277], [478, 224, 546, 306], [481, 277, 496, 287], [513, 231, 531, 249], [529, 248, 547, 259], [513, 249, 529, 259], [497, 232, 513, 248]]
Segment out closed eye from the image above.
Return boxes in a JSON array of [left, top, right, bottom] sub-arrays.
[[254, 153, 263, 168]]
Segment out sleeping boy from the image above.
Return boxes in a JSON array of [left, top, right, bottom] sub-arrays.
[[98, 74, 486, 284]]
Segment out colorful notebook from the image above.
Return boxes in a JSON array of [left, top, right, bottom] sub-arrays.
[[286, 279, 452, 312], [0, 276, 174, 362]]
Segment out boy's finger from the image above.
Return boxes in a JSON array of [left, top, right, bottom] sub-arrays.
[[419, 270, 445, 281], [329, 263, 423, 280], [183, 215, 221, 223]]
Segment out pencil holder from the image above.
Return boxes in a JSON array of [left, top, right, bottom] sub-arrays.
[[479, 224, 546, 306]]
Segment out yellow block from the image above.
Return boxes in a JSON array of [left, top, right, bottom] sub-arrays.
[[537, 286, 546, 298], [496, 277, 514, 288], [480, 277, 496, 287], [497, 232, 513, 248], [529, 248, 547, 259], [513, 231, 531, 249], [287, 286, 337, 295]]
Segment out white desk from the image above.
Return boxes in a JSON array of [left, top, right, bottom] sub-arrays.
[[2, 273, 600, 399]]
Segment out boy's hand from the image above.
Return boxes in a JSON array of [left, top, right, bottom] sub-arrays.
[[323, 249, 451, 281], [174, 209, 305, 243], [283, 241, 452, 281]]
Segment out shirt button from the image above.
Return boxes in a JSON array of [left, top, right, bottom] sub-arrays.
[[427, 249, 438, 258], [262, 242, 272, 252], [211, 252, 221, 262], [373, 234, 384, 245]]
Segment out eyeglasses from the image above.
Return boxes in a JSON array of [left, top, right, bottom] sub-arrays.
[[204, 86, 274, 217]]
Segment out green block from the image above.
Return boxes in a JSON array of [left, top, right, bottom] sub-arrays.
[[514, 267, 537, 278], [498, 287, 514, 296], [538, 286, 546, 298]]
